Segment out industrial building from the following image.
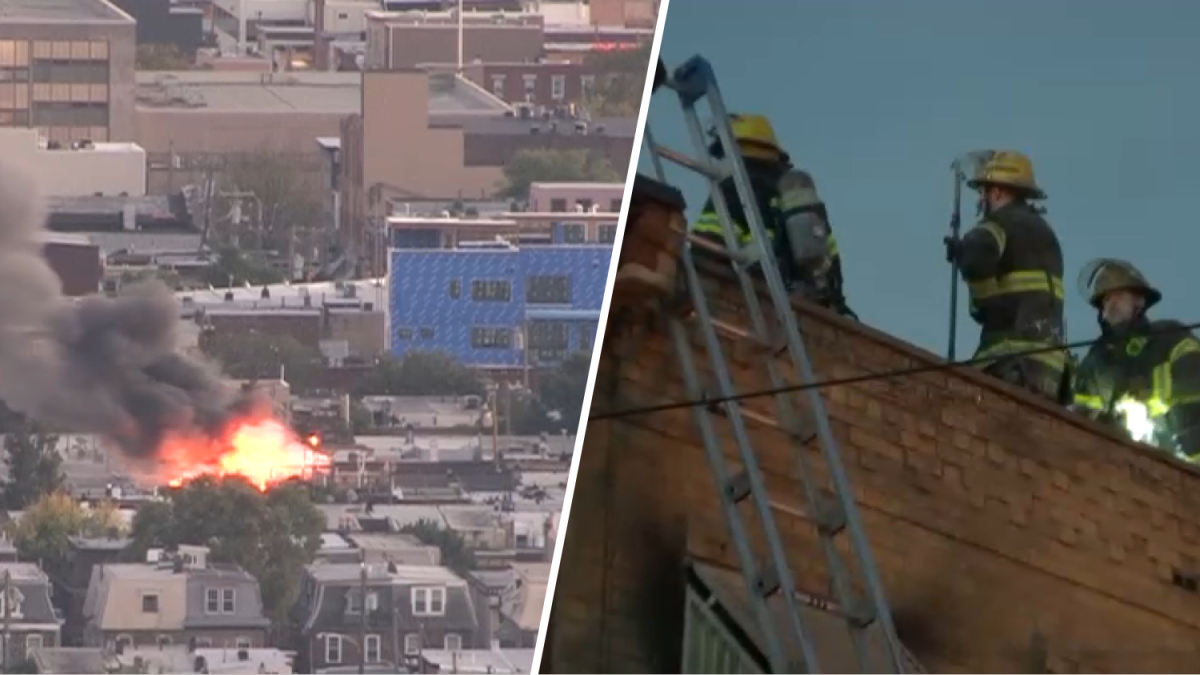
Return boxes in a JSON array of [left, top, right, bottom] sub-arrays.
[[387, 242, 611, 375], [0, 127, 145, 197], [0, 0, 137, 142]]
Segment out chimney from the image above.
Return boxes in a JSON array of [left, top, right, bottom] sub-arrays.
[[313, 0, 329, 71]]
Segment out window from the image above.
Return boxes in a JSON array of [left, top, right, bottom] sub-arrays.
[[444, 633, 462, 651], [365, 634, 382, 663], [448, 278, 461, 299], [347, 590, 379, 613], [0, 589, 21, 619], [418, 327, 435, 340], [24, 634, 42, 659], [528, 321, 570, 350], [325, 634, 343, 663], [404, 634, 420, 655], [411, 586, 447, 616], [195, 638, 213, 648], [470, 279, 512, 302], [30, 60, 108, 84], [577, 199, 594, 212], [579, 328, 593, 352], [599, 224, 618, 244], [157, 635, 172, 647], [396, 327, 413, 340], [31, 101, 107, 127], [522, 73, 536, 97], [550, 74, 566, 101], [206, 588, 235, 614], [141, 593, 159, 613], [581, 74, 595, 97], [561, 223, 586, 244], [235, 637, 252, 650], [490, 74, 505, 98], [526, 275, 571, 305], [609, 199, 622, 213], [471, 327, 512, 350], [549, 198, 567, 213]]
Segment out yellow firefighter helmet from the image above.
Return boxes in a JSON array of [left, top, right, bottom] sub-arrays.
[[708, 113, 789, 163], [966, 150, 1047, 201], [1077, 258, 1162, 311]]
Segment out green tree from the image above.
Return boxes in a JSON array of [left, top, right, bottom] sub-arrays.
[[495, 148, 620, 200], [201, 331, 324, 392], [202, 246, 285, 288], [0, 402, 24, 434], [135, 44, 190, 71], [127, 476, 325, 625], [224, 148, 323, 257], [497, 385, 553, 436], [6, 493, 124, 579], [537, 351, 593, 433], [400, 519, 476, 576], [355, 351, 484, 397], [582, 41, 653, 116], [3, 419, 64, 510]]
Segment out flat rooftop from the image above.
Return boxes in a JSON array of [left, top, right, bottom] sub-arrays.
[[0, 0, 133, 23], [453, 115, 639, 138], [135, 71, 508, 115], [136, 71, 361, 114]]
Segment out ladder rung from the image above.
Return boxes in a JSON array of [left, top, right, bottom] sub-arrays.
[[709, 317, 791, 357], [739, 406, 781, 430], [653, 143, 727, 181], [686, 232, 740, 260], [710, 317, 755, 342]]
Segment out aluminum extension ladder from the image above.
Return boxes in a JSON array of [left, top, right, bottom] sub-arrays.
[[644, 55, 908, 674]]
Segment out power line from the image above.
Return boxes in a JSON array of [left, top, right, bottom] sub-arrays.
[[591, 319, 1200, 421]]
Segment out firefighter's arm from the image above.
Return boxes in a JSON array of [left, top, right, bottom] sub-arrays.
[[1071, 347, 1110, 422], [691, 196, 722, 235], [957, 220, 1006, 282], [1165, 335, 1200, 460]]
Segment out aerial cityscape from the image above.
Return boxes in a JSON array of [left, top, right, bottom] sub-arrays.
[[0, 0, 656, 673]]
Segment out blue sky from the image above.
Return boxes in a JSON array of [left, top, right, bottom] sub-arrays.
[[641, 0, 1200, 356]]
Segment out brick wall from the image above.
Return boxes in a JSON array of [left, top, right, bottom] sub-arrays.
[[545, 186, 1200, 673]]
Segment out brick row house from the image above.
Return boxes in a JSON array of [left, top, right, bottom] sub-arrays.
[[293, 562, 482, 674], [0, 563, 63, 665], [81, 545, 270, 651]]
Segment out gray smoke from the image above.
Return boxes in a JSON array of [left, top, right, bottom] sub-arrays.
[[0, 159, 242, 460]]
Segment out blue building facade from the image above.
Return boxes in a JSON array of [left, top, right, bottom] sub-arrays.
[[388, 245, 613, 369]]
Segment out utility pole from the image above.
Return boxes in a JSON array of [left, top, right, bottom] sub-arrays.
[[456, 0, 464, 74], [3, 569, 12, 671], [358, 549, 367, 675], [199, 164, 217, 251]]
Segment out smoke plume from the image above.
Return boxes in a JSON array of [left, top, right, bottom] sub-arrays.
[[0, 159, 240, 460]]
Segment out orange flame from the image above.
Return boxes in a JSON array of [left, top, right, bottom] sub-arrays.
[[159, 416, 330, 491]]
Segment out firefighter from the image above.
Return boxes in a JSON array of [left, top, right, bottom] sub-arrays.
[[691, 113, 855, 319], [1072, 259, 1200, 460], [945, 150, 1068, 402]]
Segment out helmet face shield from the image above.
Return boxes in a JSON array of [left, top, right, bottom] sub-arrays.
[[1077, 257, 1162, 312]]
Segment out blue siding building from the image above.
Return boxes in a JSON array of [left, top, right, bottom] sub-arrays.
[[388, 245, 613, 369]]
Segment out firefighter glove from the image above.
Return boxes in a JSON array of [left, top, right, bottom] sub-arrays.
[[943, 235, 963, 264]]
